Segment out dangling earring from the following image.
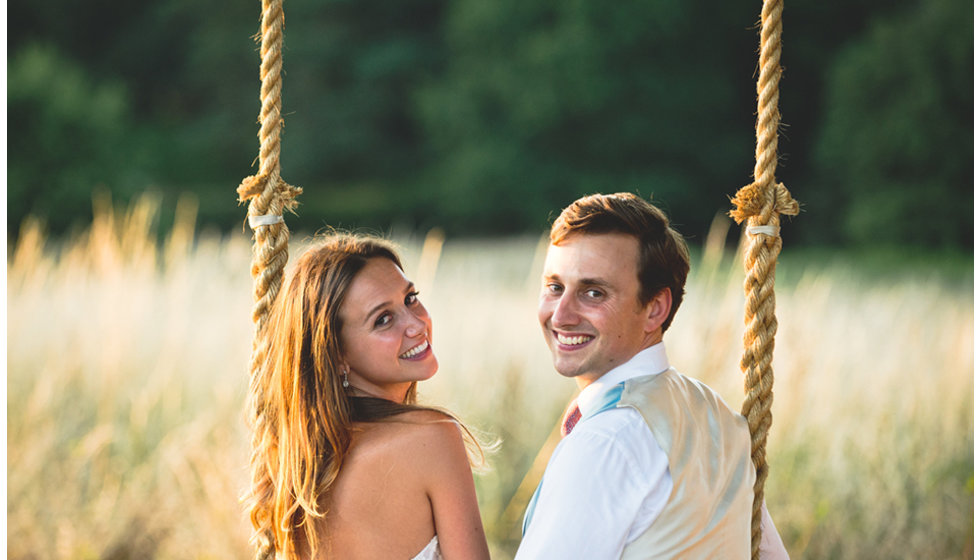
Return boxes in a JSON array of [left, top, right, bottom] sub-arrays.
[[342, 367, 350, 389]]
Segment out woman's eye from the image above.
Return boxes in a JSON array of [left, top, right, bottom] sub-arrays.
[[374, 312, 393, 328], [405, 291, 420, 305]]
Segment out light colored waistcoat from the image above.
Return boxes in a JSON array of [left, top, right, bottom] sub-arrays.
[[618, 368, 754, 560]]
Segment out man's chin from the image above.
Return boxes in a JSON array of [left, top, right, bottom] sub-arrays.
[[551, 359, 587, 379]]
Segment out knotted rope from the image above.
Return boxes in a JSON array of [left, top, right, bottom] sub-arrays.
[[239, 0, 301, 558], [729, 0, 798, 558]]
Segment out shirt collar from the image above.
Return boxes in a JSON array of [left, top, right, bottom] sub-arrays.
[[577, 342, 670, 417]]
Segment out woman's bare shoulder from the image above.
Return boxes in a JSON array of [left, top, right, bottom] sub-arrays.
[[354, 409, 462, 450], [390, 409, 463, 445], [396, 411, 471, 483], [392, 408, 458, 426]]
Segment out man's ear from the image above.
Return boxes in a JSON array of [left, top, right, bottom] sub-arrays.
[[644, 288, 672, 334]]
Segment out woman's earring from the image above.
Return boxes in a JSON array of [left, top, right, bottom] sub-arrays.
[[342, 368, 350, 389]]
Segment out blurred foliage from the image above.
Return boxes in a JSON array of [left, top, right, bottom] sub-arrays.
[[8, 44, 136, 231], [7, 0, 972, 248], [417, 0, 758, 235], [812, 0, 972, 247]]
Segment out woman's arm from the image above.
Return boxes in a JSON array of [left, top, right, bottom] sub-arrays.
[[417, 418, 491, 560]]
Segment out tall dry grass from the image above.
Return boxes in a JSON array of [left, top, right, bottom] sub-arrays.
[[7, 196, 973, 559]]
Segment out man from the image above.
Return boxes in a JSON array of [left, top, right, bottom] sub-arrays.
[[517, 193, 788, 559]]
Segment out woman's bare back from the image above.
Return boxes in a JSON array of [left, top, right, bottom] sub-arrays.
[[299, 409, 487, 560]]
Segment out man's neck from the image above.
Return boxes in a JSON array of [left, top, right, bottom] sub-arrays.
[[574, 339, 665, 391]]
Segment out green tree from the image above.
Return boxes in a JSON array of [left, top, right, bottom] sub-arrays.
[[7, 0, 261, 233], [416, 0, 763, 235], [8, 0, 969, 244], [813, 0, 972, 248], [8, 45, 138, 233]]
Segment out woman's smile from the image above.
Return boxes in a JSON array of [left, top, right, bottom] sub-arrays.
[[400, 339, 431, 360]]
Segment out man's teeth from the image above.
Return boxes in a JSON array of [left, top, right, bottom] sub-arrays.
[[557, 334, 592, 345], [400, 340, 429, 359]]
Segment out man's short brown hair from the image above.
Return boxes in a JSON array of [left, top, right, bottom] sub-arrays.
[[550, 192, 690, 332]]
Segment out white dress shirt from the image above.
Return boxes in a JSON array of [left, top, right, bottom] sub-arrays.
[[516, 343, 789, 559]]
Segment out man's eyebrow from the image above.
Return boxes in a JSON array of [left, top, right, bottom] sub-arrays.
[[542, 274, 614, 290], [580, 277, 614, 290]]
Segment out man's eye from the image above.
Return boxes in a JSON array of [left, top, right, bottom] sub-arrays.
[[374, 312, 392, 327], [545, 283, 563, 294], [585, 289, 604, 299]]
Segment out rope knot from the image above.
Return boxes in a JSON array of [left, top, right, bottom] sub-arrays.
[[237, 173, 268, 202], [728, 181, 799, 225], [237, 173, 303, 213]]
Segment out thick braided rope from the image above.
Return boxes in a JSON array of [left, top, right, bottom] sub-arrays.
[[729, 1, 798, 558], [238, 0, 302, 558]]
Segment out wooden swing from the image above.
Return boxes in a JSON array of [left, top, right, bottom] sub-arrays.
[[237, 1, 798, 558]]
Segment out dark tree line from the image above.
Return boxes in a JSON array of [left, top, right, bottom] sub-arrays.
[[7, 0, 972, 248]]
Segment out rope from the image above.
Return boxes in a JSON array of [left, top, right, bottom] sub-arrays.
[[238, 0, 301, 558], [729, 1, 798, 558]]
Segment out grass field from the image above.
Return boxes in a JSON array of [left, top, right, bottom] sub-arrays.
[[7, 196, 974, 559]]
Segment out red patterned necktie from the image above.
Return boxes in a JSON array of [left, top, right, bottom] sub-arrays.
[[561, 401, 582, 437]]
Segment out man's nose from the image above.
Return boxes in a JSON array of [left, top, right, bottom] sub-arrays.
[[551, 292, 579, 328]]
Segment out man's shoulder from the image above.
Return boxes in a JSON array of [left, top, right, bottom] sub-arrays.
[[550, 403, 669, 494], [627, 368, 741, 416], [569, 405, 658, 455]]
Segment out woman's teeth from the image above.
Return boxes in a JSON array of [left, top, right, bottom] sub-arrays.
[[400, 340, 429, 359]]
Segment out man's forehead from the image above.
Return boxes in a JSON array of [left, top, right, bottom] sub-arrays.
[[547, 231, 639, 254], [544, 233, 639, 278]]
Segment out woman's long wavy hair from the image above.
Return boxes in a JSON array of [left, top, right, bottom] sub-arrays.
[[245, 233, 430, 559]]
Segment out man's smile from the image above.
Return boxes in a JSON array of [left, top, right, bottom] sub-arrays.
[[554, 332, 595, 348]]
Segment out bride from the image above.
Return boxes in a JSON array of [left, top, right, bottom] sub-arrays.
[[245, 233, 491, 560]]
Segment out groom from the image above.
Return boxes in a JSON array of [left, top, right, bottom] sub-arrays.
[[517, 193, 788, 559]]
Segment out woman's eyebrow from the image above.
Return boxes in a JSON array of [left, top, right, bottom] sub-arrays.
[[363, 300, 391, 325], [363, 280, 415, 325]]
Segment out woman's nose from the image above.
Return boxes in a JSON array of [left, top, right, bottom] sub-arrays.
[[404, 309, 428, 337]]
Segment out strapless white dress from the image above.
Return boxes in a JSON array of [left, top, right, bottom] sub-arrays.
[[410, 536, 442, 560]]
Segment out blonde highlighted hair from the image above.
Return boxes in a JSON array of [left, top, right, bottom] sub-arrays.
[[244, 233, 484, 559]]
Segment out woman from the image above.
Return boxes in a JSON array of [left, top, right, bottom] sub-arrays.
[[245, 233, 491, 560]]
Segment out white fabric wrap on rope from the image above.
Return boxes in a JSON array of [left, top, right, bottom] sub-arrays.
[[746, 225, 780, 237], [248, 214, 285, 229]]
